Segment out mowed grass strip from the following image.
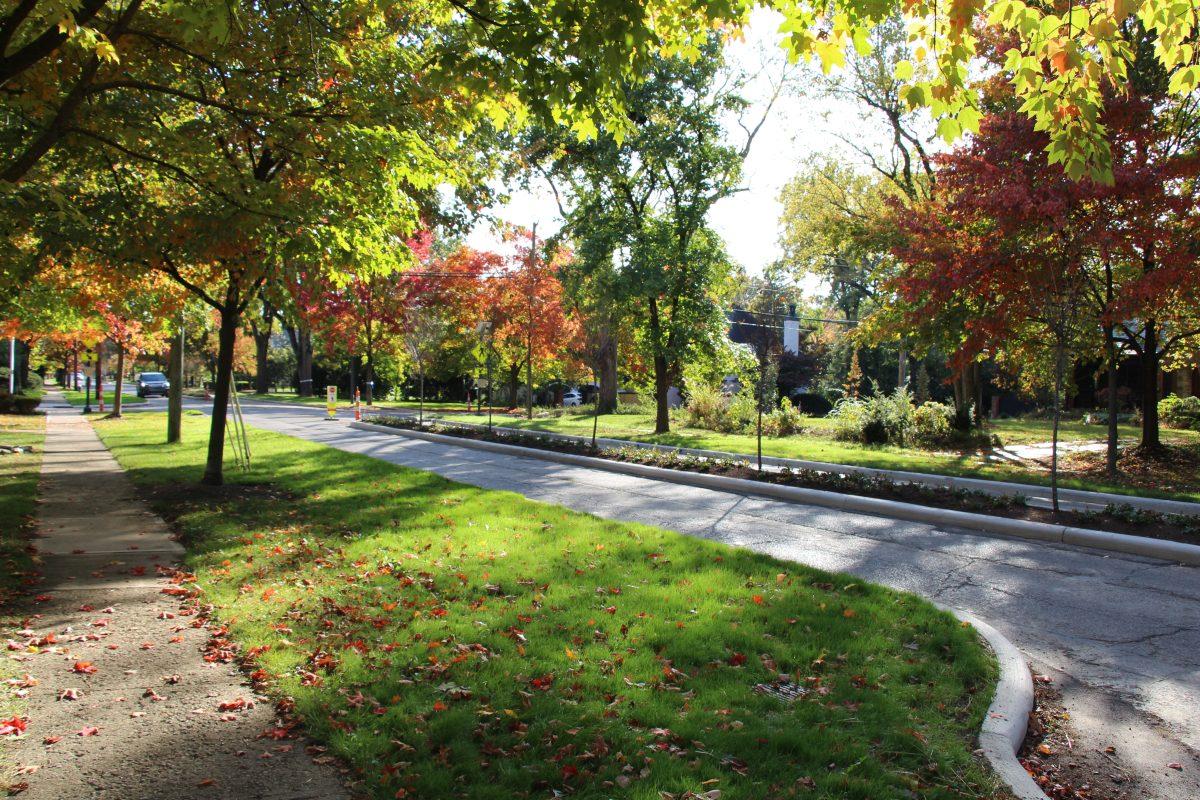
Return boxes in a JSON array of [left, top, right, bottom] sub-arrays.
[[0, 412, 45, 782], [95, 413, 1001, 800], [61, 389, 146, 407], [0, 413, 44, 605]]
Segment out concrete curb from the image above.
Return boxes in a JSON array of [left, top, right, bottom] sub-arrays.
[[364, 410, 1200, 516], [946, 609, 1048, 800], [350, 420, 1200, 566]]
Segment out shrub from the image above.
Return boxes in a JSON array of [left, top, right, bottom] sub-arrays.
[[0, 393, 41, 414], [829, 388, 969, 449], [681, 384, 728, 431], [762, 397, 805, 437], [912, 402, 955, 448], [725, 392, 758, 433], [1159, 394, 1200, 431]]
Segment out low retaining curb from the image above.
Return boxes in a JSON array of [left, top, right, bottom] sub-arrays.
[[350, 420, 1200, 566], [948, 609, 1047, 800]]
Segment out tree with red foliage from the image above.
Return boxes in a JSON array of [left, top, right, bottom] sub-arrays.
[[482, 232, 580, 417], [890, 48, 1200, 473], [893, 110, 1100, 508]]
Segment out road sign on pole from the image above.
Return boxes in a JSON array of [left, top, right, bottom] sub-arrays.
[[325, 385, 337, 420]]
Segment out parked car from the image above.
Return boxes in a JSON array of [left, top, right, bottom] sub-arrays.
[[561, 389, 583, 407], [135, 372, 170, 397]]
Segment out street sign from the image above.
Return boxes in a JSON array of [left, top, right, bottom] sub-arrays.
[[326, 385, 337, 419]]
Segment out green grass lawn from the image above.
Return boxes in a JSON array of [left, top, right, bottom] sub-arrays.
[[61, 389, 146, 407], [0, 412, 44, 784], [253, 391, 491, 414], [424, 408, 1200, 502], [94, 412, 1001, 800]]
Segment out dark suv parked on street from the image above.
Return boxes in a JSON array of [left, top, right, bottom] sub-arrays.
[[135, 372, 170, 398]]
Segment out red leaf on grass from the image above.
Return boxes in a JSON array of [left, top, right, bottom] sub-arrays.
[[0, 716, 27, 736]]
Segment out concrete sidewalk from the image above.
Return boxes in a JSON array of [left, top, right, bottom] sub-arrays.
[[228, 400, 1200, 800], [6, 400, 349, 799]]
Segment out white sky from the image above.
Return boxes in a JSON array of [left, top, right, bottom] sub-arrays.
[[466, 9, 913, 284]]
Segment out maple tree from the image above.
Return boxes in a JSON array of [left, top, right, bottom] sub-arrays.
[[888, 23, 1200, 468], [54, 262, 179, 416], [481, 234, 580, 416], [4, 0, 1198, 191]]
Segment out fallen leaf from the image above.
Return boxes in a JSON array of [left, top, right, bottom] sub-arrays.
[[76, 726, 100, 737], [0, 716, 27, 736]]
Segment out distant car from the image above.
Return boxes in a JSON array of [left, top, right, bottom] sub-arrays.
[[561, 389, 583, 407], [135, 372, 170, 398]]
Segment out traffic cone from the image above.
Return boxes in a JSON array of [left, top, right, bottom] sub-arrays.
[[354, 389, 362, 421]]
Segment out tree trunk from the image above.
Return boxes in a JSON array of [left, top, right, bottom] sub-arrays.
[[203, 304, 239, 486], [1104, 327, 1119, 479], [1139, 317, 1161, 451], [897, 345, 908, 388], [253, 330, 271, 394], [284, 322, 314, 396], [167, 319, 183, 444], [972, 361, 984, 428], [94, 344, 103, 404], [951, 369, 971, 431], [112, 344, 125, 417], [597, 327, 618, 414], [526, 334, 534, 420], [649, 298, 669, 434], [507, 363, 521, 409], [73, 349, 79, 390], [653, 355, 670, 434], [418, 368, 425, 425]]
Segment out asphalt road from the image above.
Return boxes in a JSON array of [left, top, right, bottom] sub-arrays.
[[168, 398, 1200, 796]]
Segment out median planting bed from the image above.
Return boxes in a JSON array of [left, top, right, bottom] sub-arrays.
[[365, 416, 1200, 546], [96, 413, 1002, 800], [430, 407, 1200, 503]]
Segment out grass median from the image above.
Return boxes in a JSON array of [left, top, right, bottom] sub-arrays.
[[95, 412, 1002, 800], [61, 389, 146, 407]]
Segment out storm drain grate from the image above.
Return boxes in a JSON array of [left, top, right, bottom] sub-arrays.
[[753, 680, 807, 703]]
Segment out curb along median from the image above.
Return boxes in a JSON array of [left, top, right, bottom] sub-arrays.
[[350, 420, 1200, 567]]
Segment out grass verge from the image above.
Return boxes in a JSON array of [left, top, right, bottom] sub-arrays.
[[0, 413, 45, 783], [61, 389, 146, 407], [95, 412, 1002, 800]]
